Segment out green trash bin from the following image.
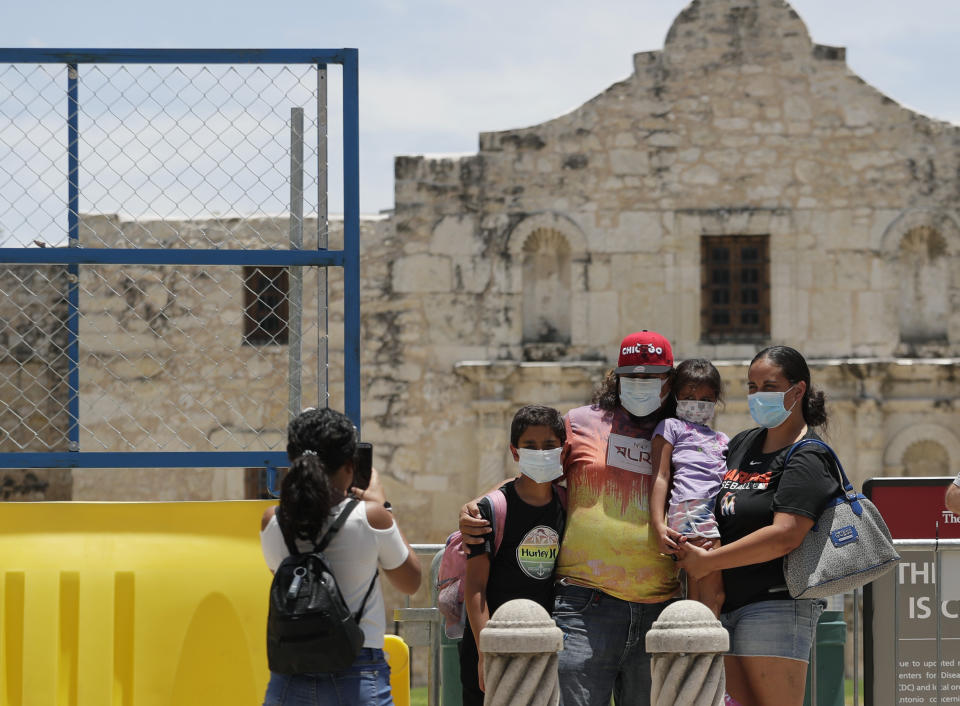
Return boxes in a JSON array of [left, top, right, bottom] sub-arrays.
[[440, 629, 463, 706], [804, 609, 846, 706]]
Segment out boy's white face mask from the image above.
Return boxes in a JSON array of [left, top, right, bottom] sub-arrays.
[[517, 447, 563, 484]]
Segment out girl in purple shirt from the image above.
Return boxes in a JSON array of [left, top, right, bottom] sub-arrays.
[[650, 358, 729, 615]]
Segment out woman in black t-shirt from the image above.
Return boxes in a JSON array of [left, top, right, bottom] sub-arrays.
[[676, 346, 839, 706]]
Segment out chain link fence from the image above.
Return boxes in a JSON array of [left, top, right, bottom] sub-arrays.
[[0, 50, 361, 496], [2, 62, 329, 249]]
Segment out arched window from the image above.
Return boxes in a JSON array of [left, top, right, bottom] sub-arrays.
[[884, 423, 960, 479], [898, 225, 948, 343], [521, 228, 571, 344], [902, 439, 950, 477]]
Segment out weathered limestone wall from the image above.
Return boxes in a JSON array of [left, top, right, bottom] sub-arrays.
[[365, 0, 960, 542], [0, 265, 73, 499]]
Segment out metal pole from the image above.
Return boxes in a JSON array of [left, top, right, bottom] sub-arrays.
[[430, 551, 443, 706], [936, 524, 942, 704], [341, 50, 361, 430], [853, 588, 860, 706], [66, 63, 80, 452], [894, 557, 901, 706], [288, 107, 304, 421], [316, 65, 329, 409]]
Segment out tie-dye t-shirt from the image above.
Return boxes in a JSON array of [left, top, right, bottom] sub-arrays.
[[557, 404, 679, 603]]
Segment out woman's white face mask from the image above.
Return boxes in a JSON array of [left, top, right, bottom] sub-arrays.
[[619, 377, 664, 417], [517, 447, 563, 483]]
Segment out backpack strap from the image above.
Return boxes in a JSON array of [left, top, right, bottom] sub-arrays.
[[323, 499, 379, 624], [487, 489, 508, 557], [354, 568, 380, 623], [280, 516, 299, 556], [279, 497, 361, 555], [315, 498, 361, 553], [314, 499, 381, 625]]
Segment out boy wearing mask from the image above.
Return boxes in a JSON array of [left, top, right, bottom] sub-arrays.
[[460, 404, 567, 706]]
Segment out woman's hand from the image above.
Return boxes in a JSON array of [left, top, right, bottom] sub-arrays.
[[677, 512, 815, 578], [478, 653, 486, 692], [675, 538, 714, 580], [351, 467, 386, 505], [459, 500, 489, 545]]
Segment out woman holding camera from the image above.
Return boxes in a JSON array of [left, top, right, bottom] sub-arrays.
[[259, 407, 421, 705]]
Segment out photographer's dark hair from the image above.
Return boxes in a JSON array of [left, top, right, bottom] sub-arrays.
[[510, 404, 566, 447], [672, 358, 724, 405], [279, 407, 359, 547], [591, 369, 677, 420], [286, 407, 358, 472], [751, 345, 828, 430], [277, 455, 337, 547]]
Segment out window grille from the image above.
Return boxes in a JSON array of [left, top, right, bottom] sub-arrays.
[[700, 235, 770, 341], [243, 266, 289, 346]]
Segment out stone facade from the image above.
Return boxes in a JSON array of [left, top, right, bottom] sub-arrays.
[[0, 265, 73, 499], [1, 0, 959, 555], [371, 0, 960, 543]]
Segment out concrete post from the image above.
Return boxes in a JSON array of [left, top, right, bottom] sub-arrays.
[[645, 599, 730, 706], [478, 598, 563, 706]]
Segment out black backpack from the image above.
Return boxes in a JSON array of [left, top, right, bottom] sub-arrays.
[[267, 498, 379, 674]]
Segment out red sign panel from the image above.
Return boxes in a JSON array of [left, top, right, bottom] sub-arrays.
[[863, 477, 960, 706], [867, 478, 960, 540]]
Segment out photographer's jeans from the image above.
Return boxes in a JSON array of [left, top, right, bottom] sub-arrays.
[[262, 648, 393, 706], [555, 583, 672, 706]]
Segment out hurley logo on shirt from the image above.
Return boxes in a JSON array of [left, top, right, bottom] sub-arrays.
[[721, 467, 772, 490], [517, 525, 561, 580]]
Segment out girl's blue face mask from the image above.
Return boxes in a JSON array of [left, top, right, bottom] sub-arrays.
[[747, 385, 797, 429]]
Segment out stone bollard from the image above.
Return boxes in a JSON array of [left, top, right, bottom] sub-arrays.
[[478, 598, 564, 706], [645, 599, 730, 706]]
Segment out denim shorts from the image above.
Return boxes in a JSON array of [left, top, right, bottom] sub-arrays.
[[719, 598, 825, 662], [262, 648, 393, 705]]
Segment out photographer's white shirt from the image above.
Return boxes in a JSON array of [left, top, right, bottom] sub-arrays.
[[260, 498, 409, 648]]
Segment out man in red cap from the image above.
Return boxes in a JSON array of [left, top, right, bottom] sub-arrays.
[[461, 330, 679, 706]]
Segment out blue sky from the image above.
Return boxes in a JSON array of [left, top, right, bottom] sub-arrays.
[[3, 0, 958, 215]]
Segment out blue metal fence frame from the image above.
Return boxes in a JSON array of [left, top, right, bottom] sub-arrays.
[[0, 48, 362, 471]]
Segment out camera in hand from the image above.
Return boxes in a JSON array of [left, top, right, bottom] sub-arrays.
[[353, 442, 373, 490]]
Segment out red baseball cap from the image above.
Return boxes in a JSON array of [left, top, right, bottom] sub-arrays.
[[615, 330, 674, 374]]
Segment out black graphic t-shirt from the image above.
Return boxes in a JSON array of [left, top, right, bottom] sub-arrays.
[[465, 479, 565, 615], [714, 428, 839, 612]]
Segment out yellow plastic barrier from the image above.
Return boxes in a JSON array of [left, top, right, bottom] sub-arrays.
[[383, 634, 410, 706], [0, 501, 275, 706], [0, 501, 410, 706]]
